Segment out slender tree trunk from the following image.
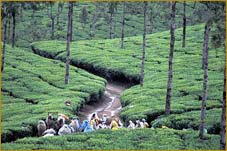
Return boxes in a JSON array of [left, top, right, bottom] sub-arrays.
[[113, 5, 118, 38], [91, 6, 99, 38], [2, 18, 8, 72], [7, 17, 11, 44], [57, 3, 61, 25], [92, 21, 96, 35], [57, 2, 64, 29], [220, 52, 226, 150], [202, 24, 210, 69], [199, 23, 211, 139], [65, 2, 73, 84], [70, 10, 73, 42], [51, 17, 55, 39], [109, 13, 113, 39], [121, 2, 126, 49], [140, 1, 147, 87], [149, 15, 153, 34], [182, 1, 186, 48], [49, 4, 55, 40], [165, 2, 176, 115], [12, 12, 16, 48]]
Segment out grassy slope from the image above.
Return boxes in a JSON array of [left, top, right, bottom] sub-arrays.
[[2, 128, 220, 150], [32, 24, 225, 131], [2, 45, 106, 142]]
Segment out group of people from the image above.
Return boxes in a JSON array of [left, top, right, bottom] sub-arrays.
[[37, 112, 150, 137], [127, 119, 149, 129]]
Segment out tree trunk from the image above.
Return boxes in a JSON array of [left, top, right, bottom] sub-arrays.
[[2, 18, 8, 72], [7, 16, 11, 44], [182, 1, 186, 48], [109, 13, 113, 39], [57, 2, 64, 29], [220, 53, 226, 150], [51, 17, 55, 39], [70, 10, 73, 42], [90, 6, 99, 38], [113, 5, 117, 38], [92, 23, 96, 37], [149, 15, 153, 34], [199, 23, 211, 139], [140, 1, 147, 87], [121, 2, 126, 49], [50, 4, 55, 40], [165, 2, 176, 115], [12, 12, 16, 48], [65, 2, 73, 84], [57, 3, 61, 25]]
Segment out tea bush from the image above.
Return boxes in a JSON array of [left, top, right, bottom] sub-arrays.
[[2, 45, 106, 142]]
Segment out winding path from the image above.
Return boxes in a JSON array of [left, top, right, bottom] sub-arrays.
[[78, 81, 131, 121]]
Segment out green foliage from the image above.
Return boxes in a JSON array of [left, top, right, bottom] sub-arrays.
[[32, 24, 225, 128], [2, 45, 106, 142], [4, 2, 207, 47], [2, 129, 220, 150], [1, 2, 225, 148], [150, 108, 221, 134]]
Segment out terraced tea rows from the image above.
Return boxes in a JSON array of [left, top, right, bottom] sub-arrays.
[[2, 45, 106, 142], [2, 128, 220, 150], [32, 24, 225, 132]]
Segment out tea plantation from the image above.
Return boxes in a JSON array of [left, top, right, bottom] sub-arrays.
[[32, 24, 225, 131], [15, 2, 203, 48], [1, 45, 106, 142], [1, 20, 225, 150], [2, 129, 220, 150]]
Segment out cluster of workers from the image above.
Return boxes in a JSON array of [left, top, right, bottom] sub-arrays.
[[37, 113, 150, 137]]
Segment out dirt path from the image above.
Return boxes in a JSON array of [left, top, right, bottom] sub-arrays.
[[78, 81, 131, 121]]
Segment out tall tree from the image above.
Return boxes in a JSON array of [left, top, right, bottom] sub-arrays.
[[109, 3, 114, 39], [220, 60, 226, 149], [165, 2, 176, 115], [47, 2, 56, 40], [198, 2, 226, 141], [140, 1, 147, 87], [147, 2, 162, 34], [199, 23, 211, 139], [4, 3, 20, 48], [1, 3, 9, 71], [12, 10, 16, 48], [65, 2, 73, 84], [7, 15, 11, 44], [57, 2, 64, 28], [2, 18, 7, 72], [89, 3, 106, 38], [79, 7, 88, 29], [113, 3, 118, 38], [149, 10, 153, 34], [120, 2, 126, 49], [182, 1, 186, 47]]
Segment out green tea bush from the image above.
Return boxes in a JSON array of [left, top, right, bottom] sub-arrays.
[[2, 129, 220, 150], [2, 45, 106, 142], [150, 108, 221, 134], [32, 24, 224, 132]]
